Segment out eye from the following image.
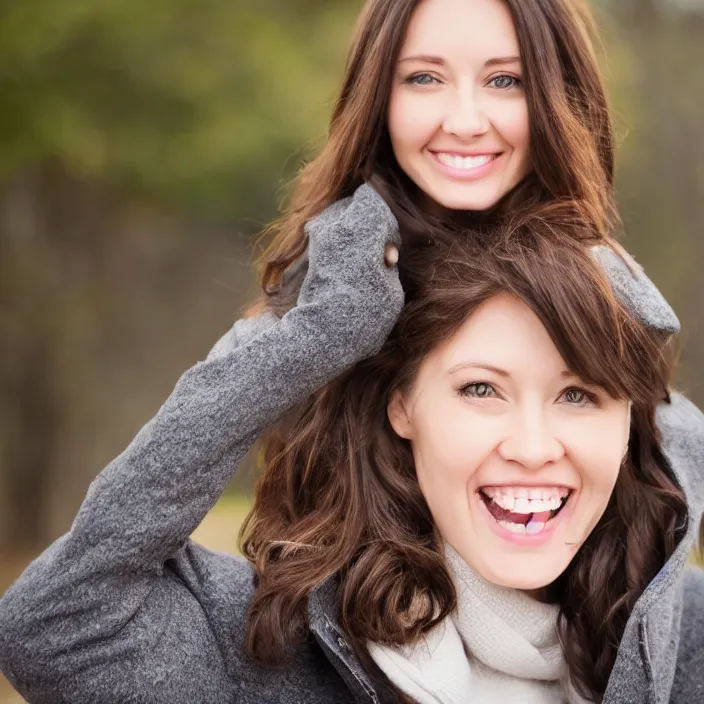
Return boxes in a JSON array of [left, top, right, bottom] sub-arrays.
[[404, 73, 441, 86], [488, 74, 522, 90], [560, 387, 596, 406], [460, 382, 497, 399]]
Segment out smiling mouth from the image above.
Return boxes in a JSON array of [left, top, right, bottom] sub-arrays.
[[478, 488, 573, 535], [433, 152, 499, 170]]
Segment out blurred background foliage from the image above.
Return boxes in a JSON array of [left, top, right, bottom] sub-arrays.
[[0, 1, 703, 698], [0, 0, 360, 216]]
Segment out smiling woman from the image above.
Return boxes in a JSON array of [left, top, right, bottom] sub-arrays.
[[388, 0, 532, 212], [255, 0, 618, 313], [386, 289, 634, 592], [246, 220, 696, 702]]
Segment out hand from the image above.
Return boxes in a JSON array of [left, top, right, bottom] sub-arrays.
[[384, 243, 399, 268], [297, 183, 404, 362], [302, 183, 402, 292]]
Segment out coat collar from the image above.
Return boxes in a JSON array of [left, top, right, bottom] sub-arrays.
[[308, 576, 384, 704], [603, 392, 704, 703]]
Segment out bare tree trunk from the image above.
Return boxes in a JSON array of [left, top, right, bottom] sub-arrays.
[[0, 166, 63, 555], [3, 327, 58, 550]]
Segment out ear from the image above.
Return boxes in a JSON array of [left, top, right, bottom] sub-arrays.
[[387, 389, 414, 440]]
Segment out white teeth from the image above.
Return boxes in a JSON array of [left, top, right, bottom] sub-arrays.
[[514, 497, 532, 513], [498, 520, 527, 534], [497, 519, 548, 536], [501, 496, 516, 512], [436, 153, 494, 170], [482, 487, 569, 514]]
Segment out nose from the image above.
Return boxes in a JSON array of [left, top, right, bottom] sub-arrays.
[[497, 409, 564, 471], [441, 85, 490, 138]]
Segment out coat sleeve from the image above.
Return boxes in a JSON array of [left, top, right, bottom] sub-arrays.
[[0, 184, 403, 703]]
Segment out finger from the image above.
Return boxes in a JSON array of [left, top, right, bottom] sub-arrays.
[[384, 243, 399, 268]]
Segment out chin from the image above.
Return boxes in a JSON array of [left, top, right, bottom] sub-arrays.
[[420, 183, 510, 213], [433, 195, 502, 212]]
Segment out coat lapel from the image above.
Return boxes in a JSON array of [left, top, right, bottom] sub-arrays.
[[308, 576, 382, 703]]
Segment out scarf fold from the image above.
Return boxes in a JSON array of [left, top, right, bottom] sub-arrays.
[[368, 545, 587, 704]]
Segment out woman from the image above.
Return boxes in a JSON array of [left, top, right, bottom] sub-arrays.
[[0, 192, 701, 704], [256, 0, 618, 311], [0, 0, 702, 700], [244, 206, 704, 704]]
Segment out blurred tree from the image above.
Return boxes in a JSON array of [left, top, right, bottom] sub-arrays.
[[0, 1, 360, 554], [0, 0, 359, 217], [604, 0, 704, 392]]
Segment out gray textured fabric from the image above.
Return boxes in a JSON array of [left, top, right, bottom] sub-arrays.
[[592, 245, 681, 335], [0, 186, 702, 704]]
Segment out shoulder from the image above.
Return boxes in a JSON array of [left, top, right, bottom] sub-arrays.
[[656, 393, 704, 523], [671, 565, 704, 702], [173, 539, 256, 589], [167, 541, 355, 703], [157, 542, 258, 678]]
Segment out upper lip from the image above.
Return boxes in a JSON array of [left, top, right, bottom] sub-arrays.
[[430, 149, 502, 157], [478, 482, 575, 490]]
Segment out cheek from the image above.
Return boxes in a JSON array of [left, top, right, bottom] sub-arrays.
[[490, 101, 530, 155], [569, 413, 630, 494], [388, 92, 439, 151], [410, 411, 490, 496]]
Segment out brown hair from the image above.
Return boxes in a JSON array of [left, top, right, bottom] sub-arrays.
[[251, 0, 619, 317], [241, 213, 687, 701]]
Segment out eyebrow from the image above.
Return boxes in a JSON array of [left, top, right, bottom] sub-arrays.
[[447, 362, 574, 379], [398, 54, 521, 68]]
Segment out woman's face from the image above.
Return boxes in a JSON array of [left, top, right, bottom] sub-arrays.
[[388, 293, 631, 591], [388, 0, 532, 212]]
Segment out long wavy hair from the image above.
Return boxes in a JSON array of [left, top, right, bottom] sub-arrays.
[[241, 217, 688, 702], [250, 0, 620, 316]]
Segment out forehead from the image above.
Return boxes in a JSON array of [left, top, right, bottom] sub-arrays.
[[420, 293, 568, 378], [401, 0, 520, 58]]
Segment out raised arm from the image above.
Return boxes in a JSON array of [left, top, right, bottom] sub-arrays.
[[0, 184, 403, 703]]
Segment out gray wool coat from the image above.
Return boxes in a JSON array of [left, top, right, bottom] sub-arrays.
[[0, 185, 703, 704]]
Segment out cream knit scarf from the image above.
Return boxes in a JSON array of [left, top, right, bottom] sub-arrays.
[[368, 545, 588, 704]]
